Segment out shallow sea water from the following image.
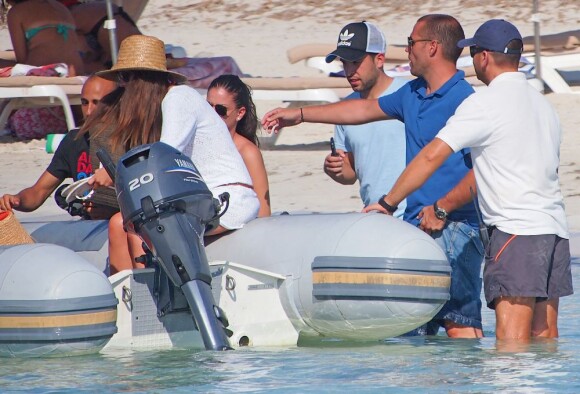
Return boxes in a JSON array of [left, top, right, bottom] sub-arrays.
[[2, 263, 580, 393]]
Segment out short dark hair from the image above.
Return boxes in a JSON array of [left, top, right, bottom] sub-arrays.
[[418, 14, 465, 63], [490, 39, 523, 68]]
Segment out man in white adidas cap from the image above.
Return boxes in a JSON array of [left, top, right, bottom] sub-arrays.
[[323, 21, 407, 218]]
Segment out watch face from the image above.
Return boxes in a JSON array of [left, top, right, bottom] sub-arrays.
[[435, 209, 447, 220]]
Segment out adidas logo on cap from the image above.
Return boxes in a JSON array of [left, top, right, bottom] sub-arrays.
[[338, 29, 355, 47]]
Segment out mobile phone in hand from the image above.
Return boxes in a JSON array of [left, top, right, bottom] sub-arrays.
[[330, 137, 338, 157]]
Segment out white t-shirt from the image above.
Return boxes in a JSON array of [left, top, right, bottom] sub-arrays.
[[437, 72, 568, 238], [159, 85, 253, 190], [160, 85, 258, 229]]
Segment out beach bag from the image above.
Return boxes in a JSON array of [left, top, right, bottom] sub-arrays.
[[0, 211, 35, 245], [8, 107, 68, 140], [5, 64, 69, 140]]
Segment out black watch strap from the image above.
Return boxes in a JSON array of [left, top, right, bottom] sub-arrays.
[[378, 194, 398, 213]]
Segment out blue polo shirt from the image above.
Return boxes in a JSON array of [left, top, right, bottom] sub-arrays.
[[378, 70, 479, 227]]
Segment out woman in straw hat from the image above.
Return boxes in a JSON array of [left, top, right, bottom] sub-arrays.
[[82, 34, 259, 274]]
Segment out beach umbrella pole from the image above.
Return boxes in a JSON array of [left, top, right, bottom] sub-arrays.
[[104, 0, 118, 65], [532, 0, 543, 89]]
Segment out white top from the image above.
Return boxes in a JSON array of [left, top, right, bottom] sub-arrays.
[[437, 72, 568, 238], [160, 85, 253, 190]]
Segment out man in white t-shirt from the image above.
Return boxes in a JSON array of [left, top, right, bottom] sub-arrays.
[[364, 19, 573, 341]]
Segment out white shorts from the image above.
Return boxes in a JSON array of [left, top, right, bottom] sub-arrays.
[[212, 185, 259, 230]]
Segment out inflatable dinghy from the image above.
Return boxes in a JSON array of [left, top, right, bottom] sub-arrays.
[[0, 244, 117, 357], [3, 142, 451, 355]]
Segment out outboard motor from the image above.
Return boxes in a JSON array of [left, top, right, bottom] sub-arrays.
[[107, 142, 232, 351]]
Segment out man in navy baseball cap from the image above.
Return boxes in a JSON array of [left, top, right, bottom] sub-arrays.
[[457, 19, 523, 84], [458, 19, 523, 55]]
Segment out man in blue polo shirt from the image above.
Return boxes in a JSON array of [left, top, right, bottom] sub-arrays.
[[262, 14, 483, 338]]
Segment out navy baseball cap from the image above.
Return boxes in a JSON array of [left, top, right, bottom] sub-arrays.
[[325, 22, 386, 63], [457, 19, 523, 54]]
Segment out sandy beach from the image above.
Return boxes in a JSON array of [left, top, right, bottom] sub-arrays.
[[1, 0, 580, 233]]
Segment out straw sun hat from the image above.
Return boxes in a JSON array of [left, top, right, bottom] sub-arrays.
[[0, 211, 34, 245], [96, 35, 188, 84]]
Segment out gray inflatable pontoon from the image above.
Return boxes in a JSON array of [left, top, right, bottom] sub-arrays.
[[0, 243, 117, 357], [13, 211, 450, 352]]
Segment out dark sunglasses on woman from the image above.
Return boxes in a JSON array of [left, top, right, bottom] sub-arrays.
[[208, 103, 228, 118]]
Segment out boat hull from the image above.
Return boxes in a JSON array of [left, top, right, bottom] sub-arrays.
[[205, 212, 450, 345], [19, 212, 450, 350]]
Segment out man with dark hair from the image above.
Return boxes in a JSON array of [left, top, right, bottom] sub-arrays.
[[323, 21, 407, 216], [263, 14, 484, 338], [416, 14, 465, 62], [365, 19, 573, 340]]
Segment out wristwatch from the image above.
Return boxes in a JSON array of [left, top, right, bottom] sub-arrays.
[[378, 194, 398, 213], [433, 201, 448, 221]]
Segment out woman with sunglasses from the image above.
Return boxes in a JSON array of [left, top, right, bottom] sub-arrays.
[[207, 75, 271, 217], [83, 35, 259, 274]]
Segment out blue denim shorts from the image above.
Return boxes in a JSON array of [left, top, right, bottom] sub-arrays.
[[430, 220, 484, 330]]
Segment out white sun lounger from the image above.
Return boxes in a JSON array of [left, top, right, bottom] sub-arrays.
[[522, 30, 580, 94], [0, 76, 85, 132], [287, 43, 414, 76], [287, 43, 471, 76], [241, 76, 352, 104]]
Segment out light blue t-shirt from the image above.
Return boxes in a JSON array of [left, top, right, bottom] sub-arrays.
[[377, 70, 479, 228], [334, 77, 408, 217]]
